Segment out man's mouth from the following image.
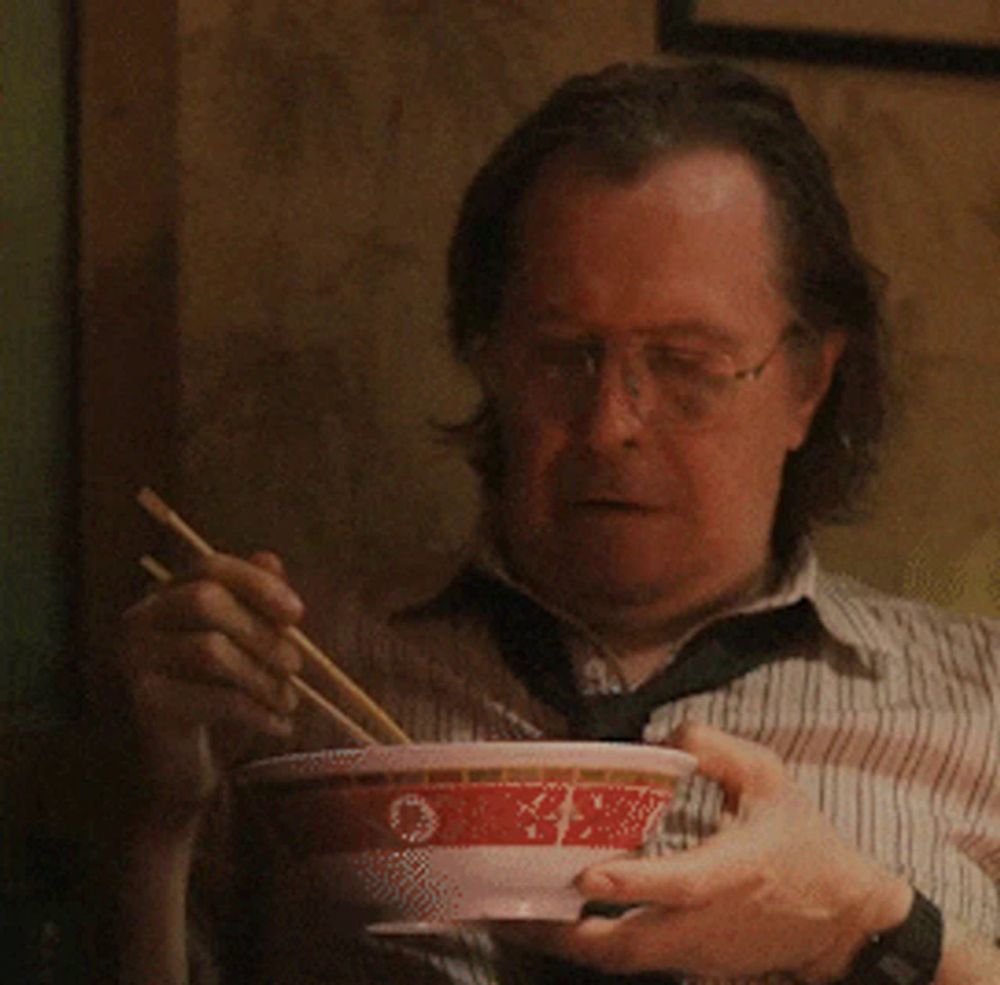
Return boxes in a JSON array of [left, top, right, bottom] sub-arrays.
[[569, 498, 660, 513]]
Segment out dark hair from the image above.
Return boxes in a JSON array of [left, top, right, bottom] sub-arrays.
[[445, 61, 888, 555]]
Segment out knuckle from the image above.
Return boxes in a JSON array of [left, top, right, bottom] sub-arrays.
[[195, 630, 232, 670], [272, 638, 302, 675], [747, 749, 786, 794], [251, 550, 284, 577], [187, 579, 228, 618]]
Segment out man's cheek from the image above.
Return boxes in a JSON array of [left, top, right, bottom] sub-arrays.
[[504, 430, 566, 501]]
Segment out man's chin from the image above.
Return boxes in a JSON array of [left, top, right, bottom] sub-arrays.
[[547, 568, 677, 615], [500, 522, 706, 618]]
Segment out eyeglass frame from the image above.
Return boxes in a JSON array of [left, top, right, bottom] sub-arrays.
[[479, 321, 805, 432]]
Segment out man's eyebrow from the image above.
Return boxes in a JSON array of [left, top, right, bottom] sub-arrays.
[[638, 321, 741, 350], [527, 306, 741, 349]]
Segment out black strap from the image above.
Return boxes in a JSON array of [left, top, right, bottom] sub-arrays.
[[578, 600, 820, 741], [437, 569, 820, 743], [425, 567, 583, 722]]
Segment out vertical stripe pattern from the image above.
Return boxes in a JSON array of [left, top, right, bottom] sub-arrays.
[[190, 557, 999, 984]]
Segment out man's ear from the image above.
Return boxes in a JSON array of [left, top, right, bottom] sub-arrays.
[[787, 330, 846, 451]]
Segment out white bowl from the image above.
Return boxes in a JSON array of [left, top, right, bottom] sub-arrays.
[[237, 741, 696, 932]]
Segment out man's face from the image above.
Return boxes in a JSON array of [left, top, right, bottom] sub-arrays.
[[485, 149, 841, 644]]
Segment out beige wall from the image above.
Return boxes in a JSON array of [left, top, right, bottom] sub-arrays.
[[61, 6, 998, 971], [174, 0, 659, 598], [84, 1, 1000, 637]]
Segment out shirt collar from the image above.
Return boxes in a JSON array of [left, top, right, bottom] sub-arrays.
[[754, 544, 885, 676], [809, 567, 892, 676], [468, 529, 884, 675]]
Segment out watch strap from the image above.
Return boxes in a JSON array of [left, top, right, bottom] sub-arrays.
[[835, 887, 943, 985]]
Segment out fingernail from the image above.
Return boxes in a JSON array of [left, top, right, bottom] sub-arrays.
[[578, 870, 616, 894], [282, 588, 304, 615]]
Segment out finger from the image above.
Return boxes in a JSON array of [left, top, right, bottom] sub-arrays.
[[123, 619, 296, 716], [136, 577, 302, 678], [199, 555, 305, 677], [164, 631, 299, 716], [488, 918, 586, 957], [249, 550, 287, 580], [497, 909, 678, 977], [550, 907, 680, 976], [668, 721, 785, 800], [137, 551, 300, 623], [576, 829, 762, 908], [198, 553, 304, 625], [546, 903, 736, 977], [135, 673, 294, 738]]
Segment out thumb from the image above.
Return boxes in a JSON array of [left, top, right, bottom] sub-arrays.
[[577, 824, 756, 907], [669, 722, 785, 802]]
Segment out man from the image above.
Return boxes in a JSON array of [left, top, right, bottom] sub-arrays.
[[117, 62, 1000, 983]]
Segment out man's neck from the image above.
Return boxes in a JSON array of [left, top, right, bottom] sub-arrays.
[[478, 519, 785, 682], [586, 565, 773, 686]]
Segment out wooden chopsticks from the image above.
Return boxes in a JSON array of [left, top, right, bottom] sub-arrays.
[[136, 487, 411, 746]]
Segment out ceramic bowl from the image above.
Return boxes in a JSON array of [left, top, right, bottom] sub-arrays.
[[236, 741, 696, 933]]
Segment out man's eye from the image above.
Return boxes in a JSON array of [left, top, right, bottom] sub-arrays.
[[646, 347, 713, 378]]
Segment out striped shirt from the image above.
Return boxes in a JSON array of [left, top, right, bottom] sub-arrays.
[[194, 548, 1000, 984], [562, 547, 1000, 983]]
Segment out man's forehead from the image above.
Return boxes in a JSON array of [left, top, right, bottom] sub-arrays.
[[520, 145, 774, 224], [657, 150, 770, 216], [508, 147, 783, 297], [501, 147, 787, 341]]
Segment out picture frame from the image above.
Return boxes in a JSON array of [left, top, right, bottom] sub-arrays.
[[658, 1, 1000, 76]]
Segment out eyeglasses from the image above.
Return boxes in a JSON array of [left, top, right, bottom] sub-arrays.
[[486, 326, 794, 432]]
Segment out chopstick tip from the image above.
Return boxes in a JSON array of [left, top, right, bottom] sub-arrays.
[[137, 486, 172, 523], [140, 554, 173, 584], [136, 486, 217, 560]]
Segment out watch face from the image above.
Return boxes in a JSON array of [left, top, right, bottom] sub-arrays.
[[843, 890, 942, 985], [876, 953, 921, 984]]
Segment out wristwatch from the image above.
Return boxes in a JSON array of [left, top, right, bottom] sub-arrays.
[[835, 887, 943, 985]]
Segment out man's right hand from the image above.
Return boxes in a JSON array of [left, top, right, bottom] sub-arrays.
[[119, 551, 305, 820]]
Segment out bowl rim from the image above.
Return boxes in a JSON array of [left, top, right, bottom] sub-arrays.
[[235, 740, 697, 786]]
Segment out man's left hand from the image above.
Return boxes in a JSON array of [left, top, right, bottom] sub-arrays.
[[501, 723, 914, 982]]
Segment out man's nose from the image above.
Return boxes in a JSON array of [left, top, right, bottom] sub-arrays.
[[576, 351, 653, 450]]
